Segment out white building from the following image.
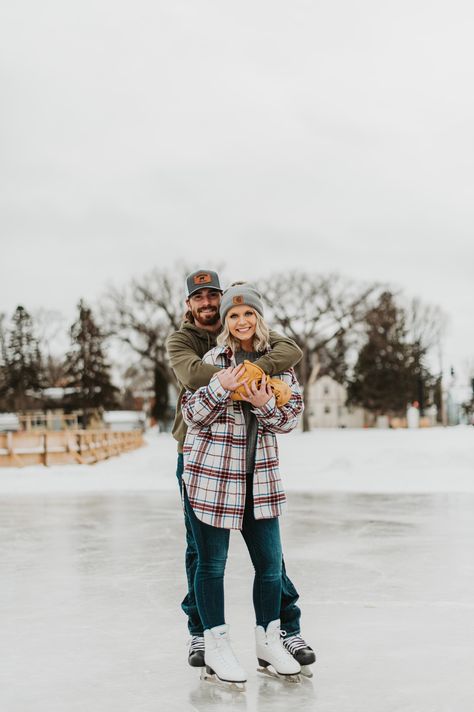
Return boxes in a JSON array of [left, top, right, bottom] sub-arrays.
[[103, 411, 146, 432], [307, 375, 365, 428], [0, 413, 20, 432]]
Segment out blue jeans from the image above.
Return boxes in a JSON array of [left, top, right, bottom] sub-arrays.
[[176, 453, 301, 635]]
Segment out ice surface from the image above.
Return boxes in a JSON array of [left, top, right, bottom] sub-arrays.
[[1, 428, 473, 711]]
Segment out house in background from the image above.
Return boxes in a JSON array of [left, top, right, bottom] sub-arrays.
[[0, 413, 20, 432], [103, 411, 146, 432], [307, 375, 365, 428]]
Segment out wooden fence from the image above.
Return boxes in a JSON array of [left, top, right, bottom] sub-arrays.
[[0, 430, 145, 467]]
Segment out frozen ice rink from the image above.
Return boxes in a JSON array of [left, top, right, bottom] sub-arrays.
[[1, 429, 474, 711]]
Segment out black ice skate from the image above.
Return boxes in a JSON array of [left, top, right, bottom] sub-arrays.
[[282, 634, 316, 678], [188, 635, 205, 667]]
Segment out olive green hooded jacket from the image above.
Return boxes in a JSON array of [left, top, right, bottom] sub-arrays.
[[166, 322, 302, 452]]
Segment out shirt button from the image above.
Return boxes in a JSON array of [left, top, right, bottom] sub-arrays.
[[216, 392, 222, 397]]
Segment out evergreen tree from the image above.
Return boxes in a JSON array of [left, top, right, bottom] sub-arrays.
[[64, 300, 119, 423], [348, 292, 427, 415], [2, 306, 44, 411]]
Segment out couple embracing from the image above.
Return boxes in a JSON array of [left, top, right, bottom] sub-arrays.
[[166, 269, 316, 690]]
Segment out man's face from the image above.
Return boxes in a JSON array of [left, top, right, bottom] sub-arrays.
[[186, 288, 222, 327]]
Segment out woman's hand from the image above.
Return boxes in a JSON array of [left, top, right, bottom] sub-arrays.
[[240, 374, 273, 408], [216, 365, 247, 392]]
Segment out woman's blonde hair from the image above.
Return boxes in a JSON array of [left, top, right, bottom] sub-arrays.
[[217, 309, 271, 353]]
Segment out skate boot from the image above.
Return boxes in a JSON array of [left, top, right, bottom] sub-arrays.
[[255, 619, 301, 683], [188, 635, 205, 667], [201, 624, 247, 691], [282, 633, 316, 678]]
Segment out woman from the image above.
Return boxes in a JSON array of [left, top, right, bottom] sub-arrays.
[[181, 283, 305, 688]]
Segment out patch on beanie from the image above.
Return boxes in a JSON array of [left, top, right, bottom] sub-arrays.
[[232, 295, 244, 305], [193, 272, 212, 285]]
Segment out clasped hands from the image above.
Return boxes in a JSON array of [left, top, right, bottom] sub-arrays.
[[217, 364, 272, 407], [216, 361, 292, 408]]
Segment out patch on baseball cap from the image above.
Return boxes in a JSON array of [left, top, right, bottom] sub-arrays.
[[193, 272, 212, 285], [186, 269, 222, 297]]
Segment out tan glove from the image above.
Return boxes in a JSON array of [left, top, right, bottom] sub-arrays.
[[230, 360, 292, 407], [267, 378, 292, 407], [230, 360, 266, 400]]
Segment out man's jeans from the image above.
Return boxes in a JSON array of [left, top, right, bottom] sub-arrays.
[[176, 453, 301, 636]]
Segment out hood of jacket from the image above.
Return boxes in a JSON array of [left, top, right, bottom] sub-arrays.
[[180, 320, 219, 354]]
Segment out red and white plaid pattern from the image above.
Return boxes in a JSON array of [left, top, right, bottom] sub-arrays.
[[181, 345, 304, 529]]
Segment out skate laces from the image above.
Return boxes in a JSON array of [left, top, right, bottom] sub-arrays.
[[189, 636, 205, 653], [283, 634, 309, 655], [265, 624, 286, 644], [213, 633, 241, 671]]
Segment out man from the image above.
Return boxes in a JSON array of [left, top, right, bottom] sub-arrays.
[[166, 269, 316, 672]]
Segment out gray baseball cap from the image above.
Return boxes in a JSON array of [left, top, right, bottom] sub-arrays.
[[185, 270, 222, 298]]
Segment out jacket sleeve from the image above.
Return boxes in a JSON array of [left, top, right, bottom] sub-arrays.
[[166, 331, 220, 390], [254, 330, 302, 376], [181, 374, 230, 427], [251, 368, 304, 433]]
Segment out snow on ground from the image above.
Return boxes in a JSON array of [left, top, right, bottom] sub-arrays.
[[0, 426, 472, 495]]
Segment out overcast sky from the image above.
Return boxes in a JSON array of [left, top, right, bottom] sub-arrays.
[[1, 0, 473, 381]]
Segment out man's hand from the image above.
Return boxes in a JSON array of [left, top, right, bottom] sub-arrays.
[[216, 365, 247, 392], [239, 373, 273, 408]]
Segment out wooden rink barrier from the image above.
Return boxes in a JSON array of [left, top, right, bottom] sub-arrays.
[[0, 430, 145, 467]]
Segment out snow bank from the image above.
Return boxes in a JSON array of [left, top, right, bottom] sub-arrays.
[[0, 427, 472, 495]]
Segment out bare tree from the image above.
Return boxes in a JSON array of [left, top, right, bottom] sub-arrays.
[[0, 312, 7, 362], [260, 272, 380, 431], [0, 313, 8, 410], [404, 296, 448, 356], [33, 308, 68, 387], [102, 265, 191, 427], [403, 296, 448, 417]]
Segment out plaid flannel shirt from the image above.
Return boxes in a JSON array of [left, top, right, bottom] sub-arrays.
[[181, 345, 304, 529]]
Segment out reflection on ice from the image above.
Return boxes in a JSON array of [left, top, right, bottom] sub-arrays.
[[188, 672, 317, 712], [1, 490, 474, 711]]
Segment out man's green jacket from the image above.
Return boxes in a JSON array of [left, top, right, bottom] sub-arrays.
[[166, 322, 302, 452]]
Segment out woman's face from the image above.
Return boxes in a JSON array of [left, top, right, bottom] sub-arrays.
[[226, 304, 258, 343]]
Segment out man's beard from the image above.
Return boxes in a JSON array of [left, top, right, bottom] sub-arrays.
[[193, 307, 220, 327]]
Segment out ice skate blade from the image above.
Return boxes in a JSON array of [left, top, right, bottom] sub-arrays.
[[300, 664, 314, 678], [200, 667, 246, 692], [257, 666, 301, 684]]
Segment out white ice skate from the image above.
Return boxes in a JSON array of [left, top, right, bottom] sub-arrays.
[[255, 619, 301, 683], [200, 624, 247, 691]]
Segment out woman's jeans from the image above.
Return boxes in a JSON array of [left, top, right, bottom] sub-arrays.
[[176, 453, 301, 634]]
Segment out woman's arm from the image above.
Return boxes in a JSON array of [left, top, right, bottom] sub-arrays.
[[181, 366, 246, 428], [181, 374, 230, 427], [251, 369, 304, 434]]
